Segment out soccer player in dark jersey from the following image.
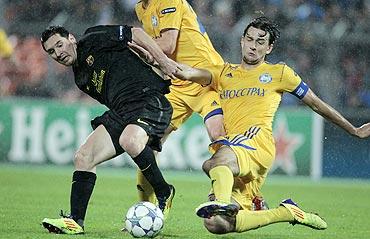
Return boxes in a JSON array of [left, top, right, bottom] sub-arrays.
[[40, 25, 178, 234]]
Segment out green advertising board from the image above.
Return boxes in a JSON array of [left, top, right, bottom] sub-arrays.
[[0, 98, 322, 178]]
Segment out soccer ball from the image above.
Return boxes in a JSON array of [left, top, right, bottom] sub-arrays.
[[124, 201, 164, 238]]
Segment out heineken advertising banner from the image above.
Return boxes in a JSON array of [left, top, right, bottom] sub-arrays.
[[0, 98, 321, 178]]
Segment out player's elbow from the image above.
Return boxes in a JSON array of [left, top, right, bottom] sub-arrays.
[[161, 43, 176, 56]]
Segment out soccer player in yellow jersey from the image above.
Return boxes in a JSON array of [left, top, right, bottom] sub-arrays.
[[134, 0, 266, 210], [173, 16, 370, 234]]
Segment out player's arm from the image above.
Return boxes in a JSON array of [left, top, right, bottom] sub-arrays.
[[130, 27, 179, 78], [154, 29, 179, 56], [174, 63, 212, 86], [302, 89, 370, 138]]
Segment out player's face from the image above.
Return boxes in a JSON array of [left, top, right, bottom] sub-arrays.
[[241, 26, 273, 65], [43, 33, 77, 66]]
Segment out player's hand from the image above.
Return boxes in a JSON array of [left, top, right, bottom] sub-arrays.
[[158, 58, 182, 80], [355, 123, 370, 138]]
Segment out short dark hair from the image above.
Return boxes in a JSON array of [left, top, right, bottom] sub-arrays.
[[243, 16, 280, 45], [40, 25, 70, 51]]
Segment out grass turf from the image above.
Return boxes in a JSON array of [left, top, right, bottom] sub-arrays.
[[1, 164, 370, 239]]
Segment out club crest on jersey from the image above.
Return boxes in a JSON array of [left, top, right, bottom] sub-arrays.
[[151, 16, 158, 27], [161, 7, 176, 14], [86, 55, 94, 66], [259, 73, 272, 84]]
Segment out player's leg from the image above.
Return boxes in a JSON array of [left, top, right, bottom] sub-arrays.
[[123, 93, 175, 216], [196, 145, 240, 218], [203, 199, 327, 234], [42, 124, 116, 234], [250, 175, 269, 210], [197, 86, 225, 141], [136, 125, 174, 203], [136, 88, 189, 204], [234, 199, 327, 232], [120, 123, 172, 200], [203, 145, 239, 203], [204, 114, 225, 141]]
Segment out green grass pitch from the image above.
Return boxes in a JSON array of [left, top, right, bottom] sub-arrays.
[[1, 164, 370, 239]]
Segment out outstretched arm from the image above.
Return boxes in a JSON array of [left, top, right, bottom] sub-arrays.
[[302, 89, 370, 138], [174, 63, 212, 86], [130, 27, 179, 78], [154, 29, 179, 56]]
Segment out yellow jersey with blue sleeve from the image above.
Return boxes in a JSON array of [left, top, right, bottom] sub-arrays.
[[135, 0, 224, 86], [208, 62, 309, 170]]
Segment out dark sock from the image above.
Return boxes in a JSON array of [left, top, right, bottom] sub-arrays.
[[133, 146, 170, 198], [70, 171, 97, 227]]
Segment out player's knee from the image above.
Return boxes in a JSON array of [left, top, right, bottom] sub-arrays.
[[202, 153, 224, 173], [202, 159, 213, 174], [74, 147, 94, 170], [203, 217, 230, 234], [119, 134, 146, 157]]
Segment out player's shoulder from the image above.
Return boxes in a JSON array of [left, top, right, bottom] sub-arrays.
[[264, 61, 294, 76], [219, 62, 239, 75], [135, 1, 143, 7], [224, 62, 239, 70], [135, 1, 143, 13], [264, 61, 288, 69], [158, 0, 183, 12]]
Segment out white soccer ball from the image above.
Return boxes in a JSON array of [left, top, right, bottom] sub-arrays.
[[124, 201, 164, 238]]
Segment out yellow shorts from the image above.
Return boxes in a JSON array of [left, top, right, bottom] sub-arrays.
[[210, 131, 275, 210], [166, 82, 222, 130]]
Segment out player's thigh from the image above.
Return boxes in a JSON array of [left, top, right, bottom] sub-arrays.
[[231, 175, 267, 211], [161, 124, 175, 144], [233, 146, 264, 180], [165, 86, 193, 130], [220, 134, 273, 181], [75, 125, 116, 170], [204, 114, 225, 141]]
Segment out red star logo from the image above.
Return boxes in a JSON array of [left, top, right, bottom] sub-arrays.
[[271, 116, 304, 175]]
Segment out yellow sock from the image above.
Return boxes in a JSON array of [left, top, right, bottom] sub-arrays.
[[137, 169, 156, 203], [235, 206, 294, 232], [209, 165, 234, 204]]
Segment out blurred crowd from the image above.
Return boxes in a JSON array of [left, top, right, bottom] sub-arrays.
[[0, 0, 369, 108]]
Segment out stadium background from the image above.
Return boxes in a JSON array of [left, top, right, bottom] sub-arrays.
[[1, 0, 369, 179]]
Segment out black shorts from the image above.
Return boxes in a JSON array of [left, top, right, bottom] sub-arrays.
[[91, 92, 172, 155]]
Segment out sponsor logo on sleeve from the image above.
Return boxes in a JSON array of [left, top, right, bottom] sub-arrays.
[[161, 7, 176, 14]]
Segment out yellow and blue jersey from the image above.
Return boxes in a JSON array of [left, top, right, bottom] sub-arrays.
[[135, 0, 224, 86], [207, 62, 309, 168]]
